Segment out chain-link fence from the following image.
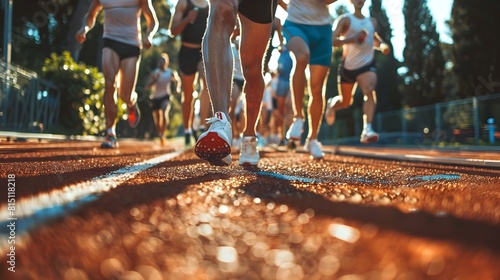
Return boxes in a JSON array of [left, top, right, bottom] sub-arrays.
[[0, 61, 60, 132], [320, 93, 500, 147]]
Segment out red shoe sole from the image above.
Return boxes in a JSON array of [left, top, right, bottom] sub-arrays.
[[195, 132, 231, 164], [361, 134, 379, 144]]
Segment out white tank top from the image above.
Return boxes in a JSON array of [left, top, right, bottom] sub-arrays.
[[287, 0, 331, 26], [337, 14, 375, 70], [100, 0, 142, 47], [150, 68, 173, 99]]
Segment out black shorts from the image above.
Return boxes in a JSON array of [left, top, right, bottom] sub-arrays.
[[233, 78, 244, 91], [239, 0, 278, 24], [150, 95, 171, 111], [178, 46, 202, 75], [103, 39, 140, 60], [338, 60, 377, 84]]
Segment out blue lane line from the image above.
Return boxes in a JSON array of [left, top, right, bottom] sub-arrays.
[[254, 171, 323, 183], [411, 174, 461, 181]]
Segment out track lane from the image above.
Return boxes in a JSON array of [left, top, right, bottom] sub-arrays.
[[1, 139, 500, 279]]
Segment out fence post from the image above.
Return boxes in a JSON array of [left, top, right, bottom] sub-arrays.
[[376, 113, 382, 133], [473, 97, 479, 145], [435, 102, 441, 136], [402, 108, 407, 143], [487, 118, 495, 144]]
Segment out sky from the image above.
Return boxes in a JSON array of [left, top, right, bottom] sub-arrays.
[[274, 0, 453, 62]]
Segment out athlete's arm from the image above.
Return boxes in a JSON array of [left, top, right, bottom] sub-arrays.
[[169, 0, 197, 37], [332, 16, 368, 47], [274, 18, 285, 52], [278, 0, 287, 11], [371, 18, 390, 55], [141, 0, 159, 49], [332, 17, 353, 47], [145, 70, 158, 91], [75, 0, 102, 43], [172, 70, 182, 94]]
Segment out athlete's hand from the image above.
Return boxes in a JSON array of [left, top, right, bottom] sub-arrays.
[[380, 43, 390, 55], [357, 29, 368, 44], [143, 36, 153, 49], [75, 27, 88, 43]]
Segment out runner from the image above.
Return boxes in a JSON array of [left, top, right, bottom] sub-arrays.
[[76, 0, 158, 148], [145, 53, 180, 146], [284, 0, 337, 159], [325, 0, 391, 144], [194, 0, 279, 166], [169, 0, 210, 147]]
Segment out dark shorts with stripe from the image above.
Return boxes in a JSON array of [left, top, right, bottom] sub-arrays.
[[238, 0, 278, 24], [233, 78, 244, 91], [103, 39, 140, 60], [338, 60, 377, 84], [178, 46, 202, 76], [150, 95, 171, 111]]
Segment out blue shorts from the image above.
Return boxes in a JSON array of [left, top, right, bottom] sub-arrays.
[[283, 21, 332, 66], [276, 78, 290, 97]]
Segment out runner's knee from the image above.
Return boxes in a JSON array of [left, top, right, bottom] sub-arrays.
[[209, 0, 238, 28]]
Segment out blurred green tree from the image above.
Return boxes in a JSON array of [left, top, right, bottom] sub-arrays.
[[450, 0, 500, 98], [402, 0, 445, 107], [370, 0, 403, 113], [41, 51, 112, 135]]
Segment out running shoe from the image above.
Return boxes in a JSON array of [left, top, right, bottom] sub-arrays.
[[304, 139, 324, 159], [101, 134, 118, 149], [232, 137, 242, 152], [286, 118, 304, 140], [127, 102, 141, 128], [185, 133, 192, 147], [360, 128, 379, 144], [195, 111, 233, 166], [238, 136, 259, 166], [324, 97, 336, 125]]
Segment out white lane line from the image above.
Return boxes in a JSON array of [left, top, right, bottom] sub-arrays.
[[335, 148, 500, 168], [0, 151, 182, 223]]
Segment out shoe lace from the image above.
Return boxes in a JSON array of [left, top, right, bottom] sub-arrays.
[[206, 116, 227, 130]]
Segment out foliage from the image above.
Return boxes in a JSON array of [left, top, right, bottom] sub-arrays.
[[402, 0, 445, 107], [41, 51, 112, 135], [370, 0, 403, 112], [449, 0, 500, 98], [5, 0, 74, 72]]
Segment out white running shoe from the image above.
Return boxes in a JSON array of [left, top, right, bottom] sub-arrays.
[[305, 139, 324, 159], [232, 137, 242, 152], [238, 136, 259, 166], [360, 128, 379, 144], [286, 118, 304, 140], [324, 97, 336, 126], [101, 134, 118, 149], [195, 111, 233, 166]]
